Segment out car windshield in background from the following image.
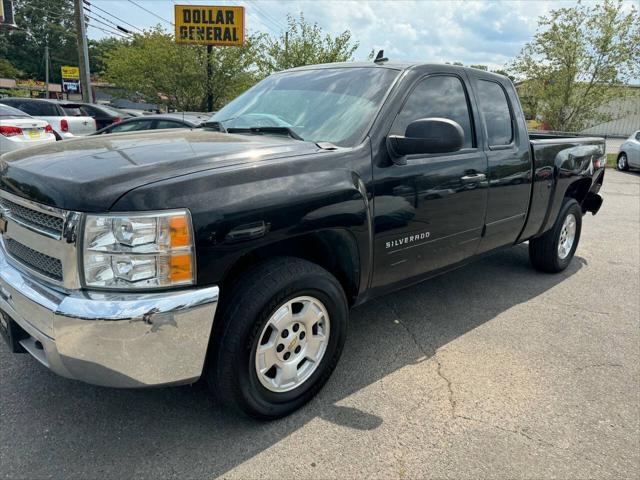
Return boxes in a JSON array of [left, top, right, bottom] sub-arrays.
[[0, 104, 29, 117], [208, 67, 399, 146]]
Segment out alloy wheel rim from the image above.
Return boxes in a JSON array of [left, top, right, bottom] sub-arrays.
[[254, 295, 330, 393], [558, 213, 577, 260], [618, 155, 627, 169]]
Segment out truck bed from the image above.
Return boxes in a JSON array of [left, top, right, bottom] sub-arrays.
[[519, 134, 606, 242]]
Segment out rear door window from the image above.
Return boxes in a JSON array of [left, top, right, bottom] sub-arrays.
[[109, 120, 153, 133], [476, 80, 514, 146], [391, 75, 475, 149], [154, 120, 186, 129]]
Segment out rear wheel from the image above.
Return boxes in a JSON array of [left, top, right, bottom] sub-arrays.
[[207, 257, 348, 419], [529, 199, 582, 273], [617, 153, 629, 171]]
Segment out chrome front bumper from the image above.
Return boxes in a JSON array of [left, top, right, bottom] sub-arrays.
[[0, 245, 219, 388]]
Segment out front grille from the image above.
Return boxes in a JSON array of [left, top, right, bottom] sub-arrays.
[[4, 238, 63, 281], [0, 198, 64, 235]]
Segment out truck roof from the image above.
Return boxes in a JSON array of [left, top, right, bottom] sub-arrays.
[[285, 61, 510, 82]]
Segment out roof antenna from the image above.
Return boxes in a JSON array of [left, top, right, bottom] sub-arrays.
[[374, 49, 388, 64]]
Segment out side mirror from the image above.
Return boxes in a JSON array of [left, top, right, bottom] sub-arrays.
[[387, 118, 464, 160]]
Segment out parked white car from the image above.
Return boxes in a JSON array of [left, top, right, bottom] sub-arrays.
[[617, 131, 640, 171], [0, 104, 56, 153], [0, 98, 96, 139]]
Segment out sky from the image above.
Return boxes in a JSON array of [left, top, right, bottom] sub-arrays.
[[86, 0, 637, 71]]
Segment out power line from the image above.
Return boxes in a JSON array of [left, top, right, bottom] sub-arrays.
[[83, 0, 144, 32], [127, 0, 174, 26], [84, 7, 134, 35], [87, 23, 130, 39], [246, 0, 286, 34], [85, 14, 133, 37]]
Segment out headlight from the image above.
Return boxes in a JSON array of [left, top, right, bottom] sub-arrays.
[[82, 210, 195, 289]]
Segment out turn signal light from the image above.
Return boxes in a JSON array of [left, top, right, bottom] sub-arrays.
[[169, 254, 193, 283], [169, 215, 190, 248], [0, 126, 22, 137]]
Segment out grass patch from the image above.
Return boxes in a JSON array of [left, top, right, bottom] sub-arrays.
[[606, 153, 618, 168]]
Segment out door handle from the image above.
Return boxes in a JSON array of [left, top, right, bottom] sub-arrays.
[[461, 173, 486, 182]]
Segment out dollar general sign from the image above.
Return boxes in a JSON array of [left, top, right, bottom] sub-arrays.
[[174, 5, 244, 46]]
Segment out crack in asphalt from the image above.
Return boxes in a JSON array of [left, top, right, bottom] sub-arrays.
[[382, 300, 615, 476], [456, 415, 608, 472], [573, 363, 624, 373], [385, 300, 458, 419]]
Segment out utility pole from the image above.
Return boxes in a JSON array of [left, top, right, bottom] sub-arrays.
[[44, 44, 50, 99], [206, 44, 213, 112], [73, 0, 92, 103]]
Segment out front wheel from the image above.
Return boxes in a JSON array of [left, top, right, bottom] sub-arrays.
[[207, 257, 348, 419], [529, 199, 582, 273], [617, 153, 629, 171]]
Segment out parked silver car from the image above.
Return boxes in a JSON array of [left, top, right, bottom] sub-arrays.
[[617, 131, 640, 171]]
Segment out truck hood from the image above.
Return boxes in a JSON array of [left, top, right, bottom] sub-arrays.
[[0, 129, 319, 211]]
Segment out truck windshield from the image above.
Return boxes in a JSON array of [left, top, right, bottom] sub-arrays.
[[208, 67, 399, 147]]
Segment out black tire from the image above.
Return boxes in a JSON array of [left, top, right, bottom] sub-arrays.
[[617, 153, 629, 171], [206, 257, 348, 419], [529, 198, 582, 273]]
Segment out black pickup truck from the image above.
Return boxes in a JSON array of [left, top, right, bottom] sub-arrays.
[[0, 62, 605, 418]]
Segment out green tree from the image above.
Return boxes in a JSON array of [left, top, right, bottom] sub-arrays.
[[509, 0, 640, 131], [0, 58, 21, 78], [89, 37, 130, 77], [104, 26, 261, 111], [257, 13, 359, 74], [0, 0, 77, 83]]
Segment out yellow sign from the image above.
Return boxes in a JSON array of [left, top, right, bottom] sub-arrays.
[[61, 66, 80, 80], [16, 79, 45, 88], [174, 5, 245, 46]]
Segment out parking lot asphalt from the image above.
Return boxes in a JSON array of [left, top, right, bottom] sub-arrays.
[[1, 169, 638, 480]]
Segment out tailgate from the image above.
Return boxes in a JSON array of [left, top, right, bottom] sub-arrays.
[[64, 116, 96, 135], [61, 105, 96, 135]]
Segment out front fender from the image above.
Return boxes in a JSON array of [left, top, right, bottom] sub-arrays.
[[112, 144, 374, 292]]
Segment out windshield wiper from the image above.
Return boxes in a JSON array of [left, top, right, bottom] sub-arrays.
[[226, 126, 304, 141]]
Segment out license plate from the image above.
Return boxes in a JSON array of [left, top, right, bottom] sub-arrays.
[[27, 129, 41, 139]]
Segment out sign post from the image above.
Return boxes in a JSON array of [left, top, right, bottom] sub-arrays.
[[174, 4, 245, 111]]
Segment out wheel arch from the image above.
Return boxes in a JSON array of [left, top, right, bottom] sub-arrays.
[[563, 177, 592, 206], [219, 229, 362, 307]]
